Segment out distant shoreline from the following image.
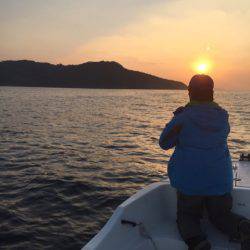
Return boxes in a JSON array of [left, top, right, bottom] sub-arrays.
[[0, 60, 187, 90], [0, 84, 187, 90], [2, 85, 247, 92]]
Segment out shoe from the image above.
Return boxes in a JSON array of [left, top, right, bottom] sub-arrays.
[[188, 240, 211, 250], [194, 240, 211, 250], [239, 220, 250, 250]]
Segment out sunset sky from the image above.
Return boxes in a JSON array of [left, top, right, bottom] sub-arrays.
[[1, 0, 249, 90]]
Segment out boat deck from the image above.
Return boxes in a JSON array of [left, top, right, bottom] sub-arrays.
[[83, 160, 250, 250], [121, 216, 241, 250]]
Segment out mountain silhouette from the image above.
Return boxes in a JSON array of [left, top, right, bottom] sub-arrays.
[[0, 60, 187, 89]]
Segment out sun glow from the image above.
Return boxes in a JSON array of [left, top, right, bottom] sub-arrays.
[[192, 59, 212, 74], [197, 63, 207, 73]]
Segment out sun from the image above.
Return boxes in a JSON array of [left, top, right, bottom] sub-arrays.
[[192, 59, 213, 74], [197, 63, 207, 73]]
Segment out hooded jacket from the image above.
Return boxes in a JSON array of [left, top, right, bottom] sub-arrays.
[[159, 102, 233, 195]]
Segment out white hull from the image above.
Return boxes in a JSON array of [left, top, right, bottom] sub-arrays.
[[83, 161, 250, 250]]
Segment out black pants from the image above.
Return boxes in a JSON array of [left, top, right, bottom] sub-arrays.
[[177, 191, 245, 246]]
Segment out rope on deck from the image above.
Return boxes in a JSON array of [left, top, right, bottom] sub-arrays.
[[121, 220, 158, 250]]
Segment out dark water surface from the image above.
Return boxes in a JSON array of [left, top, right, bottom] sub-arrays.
[[0, 87, 249, 249]]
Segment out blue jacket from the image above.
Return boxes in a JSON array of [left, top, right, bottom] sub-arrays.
[[159, 102, 233, 195]]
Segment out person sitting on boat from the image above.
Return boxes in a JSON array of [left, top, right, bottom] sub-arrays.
[[159, 74, 250, 250]]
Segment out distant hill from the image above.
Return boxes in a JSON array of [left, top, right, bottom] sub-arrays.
[[0, 60, 187, 89]]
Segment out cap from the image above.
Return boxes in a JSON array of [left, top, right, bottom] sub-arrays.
[[189, 74, 214, 90]]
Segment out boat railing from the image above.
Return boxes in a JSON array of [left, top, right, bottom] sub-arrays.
[[233, 153, 250, 187]]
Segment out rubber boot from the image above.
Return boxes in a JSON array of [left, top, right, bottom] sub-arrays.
[[187, 236, 211, 250], [193, 240, 211, 250]]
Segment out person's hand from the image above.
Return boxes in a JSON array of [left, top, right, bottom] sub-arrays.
[[163, 124, 183, 141], [173, 106, 185, 115], [173, 124, 183, 134]]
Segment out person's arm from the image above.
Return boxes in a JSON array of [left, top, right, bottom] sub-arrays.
[[159, 111, 185, 150]]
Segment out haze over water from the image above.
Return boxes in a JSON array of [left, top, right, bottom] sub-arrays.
[[0, 87, 249, 249]]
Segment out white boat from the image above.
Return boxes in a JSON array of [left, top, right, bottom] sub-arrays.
[[83, 155, 250, 250]]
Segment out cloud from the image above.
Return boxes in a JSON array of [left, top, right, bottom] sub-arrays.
[[65, 0, 250, 89], [0, 0, 174, 63], [0, 0, 249, 89]]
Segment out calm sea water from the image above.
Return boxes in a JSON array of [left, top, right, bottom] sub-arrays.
[[0, 87, 249, 249]]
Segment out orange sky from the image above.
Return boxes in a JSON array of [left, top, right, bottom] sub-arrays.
[[1, 0, 249, 90]]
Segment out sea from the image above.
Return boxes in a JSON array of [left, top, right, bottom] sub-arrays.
[[0, 87, 249, 249]]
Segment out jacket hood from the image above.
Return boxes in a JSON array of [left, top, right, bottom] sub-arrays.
[[181, 103, 230, 149], [187, 104, 229, 132]]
